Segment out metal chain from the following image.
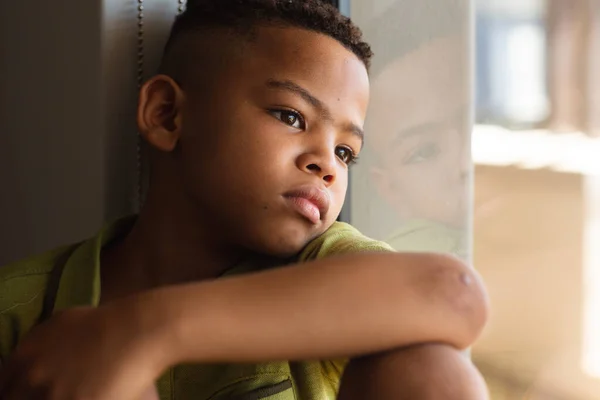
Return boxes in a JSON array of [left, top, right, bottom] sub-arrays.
[[136, 0, 145, 212], [135, 0, 186, 212]]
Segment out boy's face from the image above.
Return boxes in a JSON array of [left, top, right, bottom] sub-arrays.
[[145, 26, 369, 257]]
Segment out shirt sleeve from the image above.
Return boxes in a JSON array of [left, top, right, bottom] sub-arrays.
[[297, 222, 394, 262], [0, 314, 11, 366], [0, 247, 68, 364]]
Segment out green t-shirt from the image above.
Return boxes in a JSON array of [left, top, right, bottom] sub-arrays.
[[385, 219, 467, 259], [0, 217, 393, 400]]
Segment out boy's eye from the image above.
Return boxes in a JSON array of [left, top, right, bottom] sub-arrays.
[[335, 146, 358, 165], [270, 109, 305, 129]]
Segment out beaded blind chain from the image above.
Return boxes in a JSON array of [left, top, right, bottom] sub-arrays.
[[136, 0, 144, 212], [135, 0, 187, 212]]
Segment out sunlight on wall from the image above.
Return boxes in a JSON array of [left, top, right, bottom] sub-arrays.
[[473, 125, 600, 174], [583, 176, 600, 379]]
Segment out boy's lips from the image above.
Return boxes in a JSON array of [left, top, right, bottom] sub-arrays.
[[283, 186, 331, 224]]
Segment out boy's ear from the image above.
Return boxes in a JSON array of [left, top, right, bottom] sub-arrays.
[[137, 75, 184, 152]]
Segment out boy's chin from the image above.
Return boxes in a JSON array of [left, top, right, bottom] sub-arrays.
[[246, 219, 325, 258]]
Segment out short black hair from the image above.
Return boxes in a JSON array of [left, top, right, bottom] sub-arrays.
[[160, 0, 373, 74]]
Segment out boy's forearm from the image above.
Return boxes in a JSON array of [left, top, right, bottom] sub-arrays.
[[133, 252, 488, 368]]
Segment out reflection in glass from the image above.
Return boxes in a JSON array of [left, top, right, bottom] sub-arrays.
[[349, 0, 471, 260]]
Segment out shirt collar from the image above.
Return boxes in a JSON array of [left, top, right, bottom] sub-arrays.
[[53, 216, 137, 313], [51, 216, 289, 313]]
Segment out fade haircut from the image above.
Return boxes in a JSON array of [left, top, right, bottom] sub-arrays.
[[159, 0, 373, 81]]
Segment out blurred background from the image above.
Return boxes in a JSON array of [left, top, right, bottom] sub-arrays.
[[350, 0, 600, 398], [1, 0, 600, 398], [472, 0, 600, 398]]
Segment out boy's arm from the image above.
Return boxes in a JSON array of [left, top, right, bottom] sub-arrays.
[[0, 251, 488, 400], [142, 251, 488, 367]]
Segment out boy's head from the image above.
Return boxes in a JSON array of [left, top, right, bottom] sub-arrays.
[[137, 0, 372, 257], [160, 0, 373, 77]]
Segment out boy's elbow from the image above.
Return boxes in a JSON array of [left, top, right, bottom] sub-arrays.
[[400, 253, 490, 349], [429, 253, 489, 348]]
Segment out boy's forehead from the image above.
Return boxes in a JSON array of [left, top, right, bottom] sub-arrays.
[[251, 25, 359, 62], [179, 25, 369, 117], [175, 25, 365, 80], [244, 26, 369, 91], [180, 24, 365, 75]]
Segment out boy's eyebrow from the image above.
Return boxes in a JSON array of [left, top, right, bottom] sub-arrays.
[[266, 79, 332, 119], [344, 122, 365, 147], [265, 79, 365, 146]]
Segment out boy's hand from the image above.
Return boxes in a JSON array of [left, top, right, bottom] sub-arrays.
[[0, 305, 166, 400]]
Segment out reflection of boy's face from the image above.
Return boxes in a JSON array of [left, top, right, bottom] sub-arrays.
[[160, 27, 369, 257], [367, 37, 469, 228]]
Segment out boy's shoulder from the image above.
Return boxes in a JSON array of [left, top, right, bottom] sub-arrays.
[[298, 221, 394, 262], [0, 245, 75, 361], [0, 246, 72, 312], [0, 246, 69, 282]]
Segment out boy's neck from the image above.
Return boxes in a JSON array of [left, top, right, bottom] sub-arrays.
[[100, 187, 247, 303]]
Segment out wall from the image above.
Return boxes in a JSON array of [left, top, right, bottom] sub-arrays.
[[0, 0, 178, 265], [0, 2, 105, 264], [101, 0, 180, 218], [473, 165, 600, 400]]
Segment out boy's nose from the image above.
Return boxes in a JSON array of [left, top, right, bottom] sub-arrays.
[[296, 152, 337, 186]]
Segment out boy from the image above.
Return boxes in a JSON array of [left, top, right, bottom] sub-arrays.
[[0, 1, 489, 399]]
